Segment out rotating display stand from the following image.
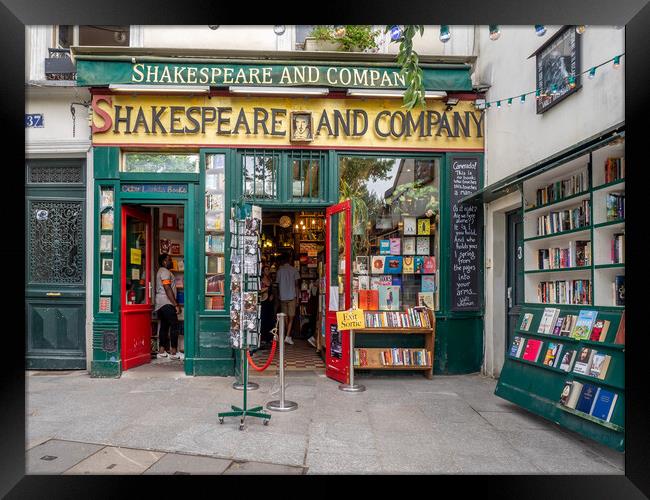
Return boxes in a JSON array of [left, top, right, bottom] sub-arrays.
[[218, 204, 271, 430]]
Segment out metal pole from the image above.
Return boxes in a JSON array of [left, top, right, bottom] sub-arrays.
[[339, 329, 366, 392], [267, 312, 298, 411]]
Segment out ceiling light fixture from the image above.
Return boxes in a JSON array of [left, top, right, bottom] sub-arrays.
[[346, 89, 447, 99], [229, 86, 329, 96], [108, 84, 210, 94]]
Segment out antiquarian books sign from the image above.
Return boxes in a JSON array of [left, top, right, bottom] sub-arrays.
[[449, 156, 482, 311], [90, 95, 484, 150]]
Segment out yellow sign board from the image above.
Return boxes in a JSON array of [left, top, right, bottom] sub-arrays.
[[336, 309, 366, 330], [91, 94, 484, 150], [130, 248, 142, 265]]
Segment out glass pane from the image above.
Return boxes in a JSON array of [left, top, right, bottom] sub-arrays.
[[292, 159, 320, 198], [78, 25, 130, 46], [243, 153, 277, 198], [126, 216, 147, 305], [205, 153, 226, 311], [122, 153, 199, 173], [340, 156, 440, 311]]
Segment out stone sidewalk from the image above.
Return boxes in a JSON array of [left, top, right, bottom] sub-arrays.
[[26, 366, 625, 474]]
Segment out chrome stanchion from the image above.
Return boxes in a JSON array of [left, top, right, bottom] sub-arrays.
[[339, 329, 366, 392], [233, 349, 259, 391], [267, 313, 298, 412]]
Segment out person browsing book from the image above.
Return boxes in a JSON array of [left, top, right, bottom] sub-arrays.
[[275, 253, 300, 345], [155, 253, 183, 360]]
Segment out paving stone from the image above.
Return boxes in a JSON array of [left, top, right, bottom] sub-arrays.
[[27, 440, 104, 474], [143, 453, 232, 474], [224, 460, 304, 474], [306, 451, 382, 474], [478, 409, 551, 430], [64, 446, 164, 475]]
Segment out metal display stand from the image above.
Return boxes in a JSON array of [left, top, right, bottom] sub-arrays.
[[266, 313, 298, 412], [338, 329, 366, 392], [218, 204, 270, 430]]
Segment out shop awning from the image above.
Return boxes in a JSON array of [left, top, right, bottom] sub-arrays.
[[459, 122, 625, 205], [71, 47, 475, 92]]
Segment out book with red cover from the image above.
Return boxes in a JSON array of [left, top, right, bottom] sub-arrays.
[[367, 290, 379, 310], [358, 290, 370, 310], [589, 319, 610, 342], [522, 339, 543, 362]]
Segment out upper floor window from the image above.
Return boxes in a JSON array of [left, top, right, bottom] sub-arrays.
[[295, 25, 314, 49], [55, 25, 130, 48]]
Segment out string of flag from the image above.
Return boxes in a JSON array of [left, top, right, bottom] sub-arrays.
[[479, 52, 624, 110]]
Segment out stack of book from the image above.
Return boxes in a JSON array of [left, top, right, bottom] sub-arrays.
[[205, 234, 225, 253], [363, 308, 431, 328], [537, 200, 591, 236], [534, 170, 588, 206], [606, 192, 625, 221], [537, 279, 591, 304], [611, 233, 625, 263], [604, 157, 624, 184]]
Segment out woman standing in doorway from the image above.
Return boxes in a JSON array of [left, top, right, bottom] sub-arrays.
[[155, 253, 183, 360]]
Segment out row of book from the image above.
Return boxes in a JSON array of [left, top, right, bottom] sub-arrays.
[[366, 255, 436, 274], [205, 275, 225, 294], [537, 279, 591, 305], [363, 308, 432, 328], [522, 307, 624, 343], [377, 237, 432, 256], [353, 275, 437, 293], [604, 157, 624, 184], [560, 381, 618, 423], [611, 233, 624, 264], [510, 337, 612, 381], [605, 192, 625, 221], [205, 234, 225, 253], [537, 240, 590, 270], [534, 170, 588, 207], [169, 257, 184, 272], [536, 200, 591, 236], [206, 255, 225, 274], [353, 348, 432, 367], [612, 275, 625, 306], [205, 295, 224, 310]]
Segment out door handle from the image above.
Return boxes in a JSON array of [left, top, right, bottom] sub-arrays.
[[46, 292, 62, 297]]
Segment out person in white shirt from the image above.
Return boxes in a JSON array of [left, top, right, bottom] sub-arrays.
[[155, 253, 183, 360], [275, 253, 300, 345]]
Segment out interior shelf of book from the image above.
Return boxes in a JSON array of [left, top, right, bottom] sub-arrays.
[[354, 347, 432, 368], [498, 303, 625, 450]]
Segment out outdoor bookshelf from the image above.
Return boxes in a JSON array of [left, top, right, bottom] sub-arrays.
[[352, 308, 436, 379], [495, 134, 625, 451]]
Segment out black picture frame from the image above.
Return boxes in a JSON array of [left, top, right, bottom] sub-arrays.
[[534, 25, 582, 114]]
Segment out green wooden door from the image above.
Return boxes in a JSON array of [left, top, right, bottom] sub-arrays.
[[26, 159, 87, 370]]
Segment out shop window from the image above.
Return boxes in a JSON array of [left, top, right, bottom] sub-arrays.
[[79, 25, 130, 46], [290, 151, 321, 199], [122, 153, 199, 173], [339, 156, 441, 311], [242, 150, 278, 199], [204, 154, 226, 311]]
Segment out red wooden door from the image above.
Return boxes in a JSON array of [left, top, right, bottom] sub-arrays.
[[325, 200, 352, 384], [120, 205, 153, 371]]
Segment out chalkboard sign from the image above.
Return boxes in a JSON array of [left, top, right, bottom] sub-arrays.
[[449, 156, 482, 311]]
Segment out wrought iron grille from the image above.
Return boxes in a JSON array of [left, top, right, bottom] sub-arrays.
[[28, 201, 84, 284], [241, 150, 279, 199], [289, 150, 323, 200], [28, 164, 84, 184]]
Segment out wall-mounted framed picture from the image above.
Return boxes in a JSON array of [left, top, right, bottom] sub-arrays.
[[162, 213, 177, 229], [100, 234, 113, 253], [99, 296, 111, 313], [102, 258, 114, 275], [100, 278, 112, 296], [290, 111, 313, 143], [533, 25, 581, 114], [100, 209, 114, 231]]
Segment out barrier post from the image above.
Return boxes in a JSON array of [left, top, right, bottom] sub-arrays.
[[338, 329, 366, 392], [267, 313, 298, 412]]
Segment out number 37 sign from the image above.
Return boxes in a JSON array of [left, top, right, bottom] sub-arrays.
[[25, 114, 44, 128]]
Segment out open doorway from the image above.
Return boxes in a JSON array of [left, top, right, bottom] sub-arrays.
[[250, 209, 326, 373], [121, 203, 186, 373]]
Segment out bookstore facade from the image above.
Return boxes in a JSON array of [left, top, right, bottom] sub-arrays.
[[73, 49, 486, 380]]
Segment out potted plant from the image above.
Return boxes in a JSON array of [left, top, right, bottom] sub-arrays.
[[304, 25, 380, 52]]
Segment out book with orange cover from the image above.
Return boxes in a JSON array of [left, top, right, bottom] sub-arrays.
[[367, 290, 379, 310], [614, 310, 625, 345]]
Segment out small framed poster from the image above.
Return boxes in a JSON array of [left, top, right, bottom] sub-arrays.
[[403, 216, 417, 235], [100, 278, 112, 296], [100, 234, 113, 253], [100, 189, 114, 210], [99, 296, 111, 313], [100, 209, 114, 231], [354, 256, 369, 275], [102, 258, 113, 275], [534, 25, 581, 114], [290, 111, 314, 143], [130, 248, 142, 265], [162, 213, 178, 229]]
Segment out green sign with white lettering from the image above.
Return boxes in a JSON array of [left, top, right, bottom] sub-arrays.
[[75, 60, 472, 91]]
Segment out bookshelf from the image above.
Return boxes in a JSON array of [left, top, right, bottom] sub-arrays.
[[496, 134, 625, 451], [352, 308, 435, 379]]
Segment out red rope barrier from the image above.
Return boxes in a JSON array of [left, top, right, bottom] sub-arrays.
[[247, 340, 277, 371]]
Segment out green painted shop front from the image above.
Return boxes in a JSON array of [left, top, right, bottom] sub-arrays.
[[90, 146, 484, 378]]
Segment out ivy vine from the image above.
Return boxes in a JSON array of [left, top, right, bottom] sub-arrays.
[[385, 25, 426, 110]]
